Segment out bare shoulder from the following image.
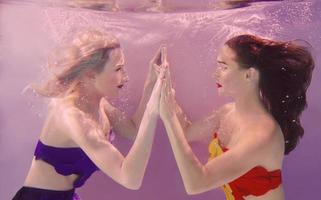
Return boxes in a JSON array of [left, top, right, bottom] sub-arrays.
[[242, 115, 284, 168], [47, 98, 92, 135], [249, 115, 277, 136], [39, 99, 86, 145], [60, 105, 92, 130], [243, 115, 283, 151]]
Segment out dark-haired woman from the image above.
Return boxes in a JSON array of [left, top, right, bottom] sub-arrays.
[[159, 35, 314, 200]]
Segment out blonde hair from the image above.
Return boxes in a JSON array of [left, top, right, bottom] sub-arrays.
[[32, 29, 120, 98]]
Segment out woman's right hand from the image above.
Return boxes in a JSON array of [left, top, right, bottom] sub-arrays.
[[145, 45, 166, 86]]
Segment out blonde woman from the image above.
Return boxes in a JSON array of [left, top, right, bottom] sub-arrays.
[[13, 30, 166, 200]]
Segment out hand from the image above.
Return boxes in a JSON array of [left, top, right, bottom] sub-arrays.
[[146, 63, 166, 115], [145, 45, 166, 86], [160, 51, 176, 121]]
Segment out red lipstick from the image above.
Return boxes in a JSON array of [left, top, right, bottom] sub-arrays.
[[216, 83, 222, 88]]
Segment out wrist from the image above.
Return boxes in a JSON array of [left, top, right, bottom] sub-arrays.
[[161, 111, 176, 123], [145, 103, 159, 117], [144, 79, 156, 89]]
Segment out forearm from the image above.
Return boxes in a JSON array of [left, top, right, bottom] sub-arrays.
[[163, 114, 206, 194], [131, 80, 155, 128], [121, 108, 158, 188], [173, 98, 192, 132]]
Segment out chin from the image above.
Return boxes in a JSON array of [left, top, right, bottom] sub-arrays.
[[217, 90, 231, 97], [110, 90, 120, 98], [98, 91, 114, 98], [217, 89, 224, 96]]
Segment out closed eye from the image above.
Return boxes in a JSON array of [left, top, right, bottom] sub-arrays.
[[217, 60, 227, 65], [217, 60, 228, 68]]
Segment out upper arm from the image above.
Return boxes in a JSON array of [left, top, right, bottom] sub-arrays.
[[196, 123, 276, 194], [186, 102, 234, 142], [101, 101, 137, 141], [61, 108, 127, 185]]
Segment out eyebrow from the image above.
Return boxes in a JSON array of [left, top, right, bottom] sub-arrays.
[[115, 64, 124, 67]]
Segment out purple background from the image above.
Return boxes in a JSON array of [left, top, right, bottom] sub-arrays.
[[1, 1, 320, 199]]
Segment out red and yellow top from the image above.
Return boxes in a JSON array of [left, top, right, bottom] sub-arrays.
[[208, 133, 282, 200]]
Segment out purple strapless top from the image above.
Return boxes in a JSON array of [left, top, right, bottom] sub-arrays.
[[34, 130, 115, 188]]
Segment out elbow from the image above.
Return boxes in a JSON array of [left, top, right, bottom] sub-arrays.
[[182, 179, 205, 195], [185, 186, 205, 195], [122, 179, 142, 190], [119, 169, 143, 190], [131, 181, 142, 190], [185, 185, 218, 196], [186, 189, 198, 195], [118, 160, 144, 190], [184, 170, 219, 195]]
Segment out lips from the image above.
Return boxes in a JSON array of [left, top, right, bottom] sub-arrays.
[[216, 83, 222, 88], [117, 84, 124, 89]]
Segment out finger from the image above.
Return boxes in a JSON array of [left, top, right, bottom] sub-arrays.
[[161, 78, 166, 96], [163, 81, 168, 102], [165, 74, 171, 93], [153, 64, 161, 74], [151, 46, 162, 66], [166, 68, 173, 92], [165, 67, 173, 89], [166, 70, 172, 88], [161, 46, 167, 65], [165, 77, 174, 100], [156, 68, 167, 89], [171, 88, 176, 96], [158, 66, 166, 80]]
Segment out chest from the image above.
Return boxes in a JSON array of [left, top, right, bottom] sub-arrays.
[[41, 106, 111, 147], [216, 112, 246, 148]]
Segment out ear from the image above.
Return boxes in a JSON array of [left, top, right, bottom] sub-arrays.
[[245, 67, 259, 81]]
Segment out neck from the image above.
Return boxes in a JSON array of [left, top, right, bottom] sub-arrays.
[[234, 87, 267, 118], [69, 84, 102, 118]]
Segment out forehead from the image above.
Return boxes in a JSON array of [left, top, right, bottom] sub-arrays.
[[217, 45, 237, 61], [110, 47, 125, 65]]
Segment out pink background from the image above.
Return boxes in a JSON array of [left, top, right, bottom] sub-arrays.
[[1, 1, 320, 199]]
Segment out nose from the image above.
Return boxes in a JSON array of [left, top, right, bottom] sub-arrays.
[[123, 71, 129, 82], [212, 68, 220, 79]]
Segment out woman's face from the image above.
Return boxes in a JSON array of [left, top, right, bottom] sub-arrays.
[[93, 47, 129, 98], [214, 45, 249, 97]]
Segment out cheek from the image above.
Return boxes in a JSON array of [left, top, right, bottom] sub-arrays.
[[95, 73, 114, 90], [221, 71, 234, 85], [222, 72, 244, 90], [109, 73, 123, 86]]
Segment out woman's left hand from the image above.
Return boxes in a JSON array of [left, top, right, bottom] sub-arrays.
[[160, 55, 176, 121], [145, 45, 166, 86]]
